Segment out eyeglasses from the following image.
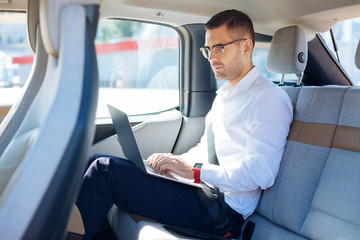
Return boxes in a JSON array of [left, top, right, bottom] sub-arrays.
[[200, 38, 247, 59]]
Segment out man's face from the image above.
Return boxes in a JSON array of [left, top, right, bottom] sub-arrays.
[[204, 25, 247, 85]]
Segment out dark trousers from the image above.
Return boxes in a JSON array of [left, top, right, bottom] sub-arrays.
[[76, 153, 244, 240]]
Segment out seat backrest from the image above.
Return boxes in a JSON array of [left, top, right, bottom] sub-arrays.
[[242, 86, 360, 240], [251, 86, 360, 240], [0, 0, 100, 239], [355, 39, 360, 69], [0, 0, 48, 158], [266, 25, 308, 85]]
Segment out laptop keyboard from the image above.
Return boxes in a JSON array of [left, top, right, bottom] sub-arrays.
[[145, 163, 176, 179]]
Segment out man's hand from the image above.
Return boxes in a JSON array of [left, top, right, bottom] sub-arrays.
[[147, 153, 193, 179]]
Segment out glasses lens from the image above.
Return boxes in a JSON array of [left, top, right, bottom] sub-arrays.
[[200, 47, 209, 59], [214, 46, 224, 57]]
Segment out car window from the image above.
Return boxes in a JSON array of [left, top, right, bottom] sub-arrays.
[[320, 17, 360, 86], [95, 19, 180, 119], [0, 12, 31, 123], [252, 42, 283, 82]]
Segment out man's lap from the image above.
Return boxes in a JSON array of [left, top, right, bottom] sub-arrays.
[[84, 153, 216, 233]]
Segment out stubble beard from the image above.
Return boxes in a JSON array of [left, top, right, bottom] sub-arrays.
[[213, 61, 243, 82]]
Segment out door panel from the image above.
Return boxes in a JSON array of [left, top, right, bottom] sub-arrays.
[[172, 116, 205, 155], [89, 110, 183, 159]]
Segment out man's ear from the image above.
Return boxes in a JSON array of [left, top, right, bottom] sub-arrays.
[[243, 39, 253, 56]]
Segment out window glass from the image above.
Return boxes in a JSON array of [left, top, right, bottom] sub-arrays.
[[252, 42, 282, 82], [95, 19, 180, 119], [0, 12, 31, 123], [320, 17, 360, 86]]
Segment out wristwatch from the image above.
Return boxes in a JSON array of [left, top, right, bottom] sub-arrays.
[[193, 163, 203, 184]]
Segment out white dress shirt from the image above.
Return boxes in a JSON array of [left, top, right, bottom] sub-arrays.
[[180, 66, 293, 218]]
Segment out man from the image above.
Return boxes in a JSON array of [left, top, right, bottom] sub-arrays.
[[77, 9, 293, 239]]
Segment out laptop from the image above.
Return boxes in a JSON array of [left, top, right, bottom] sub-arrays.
[[107, 104, 203, 188]]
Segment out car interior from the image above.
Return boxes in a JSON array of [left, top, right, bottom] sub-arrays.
[[0, 0, 359, 239]]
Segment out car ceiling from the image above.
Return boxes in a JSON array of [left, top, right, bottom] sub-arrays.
[[2, 0, 360, 37]]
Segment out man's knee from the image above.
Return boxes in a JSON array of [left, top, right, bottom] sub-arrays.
[[85, 155, 132, 180], [86, 153, 122, 173], [88, 156, 110, 171], [87, 153, 107, 167]]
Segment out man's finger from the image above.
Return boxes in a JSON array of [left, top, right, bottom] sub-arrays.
[[154, 156, 167, 171], [147, 154, 157, 164], [149, 153, 164, 165]]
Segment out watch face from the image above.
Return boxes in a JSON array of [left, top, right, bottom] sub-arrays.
[[194, 163, 203, 169]]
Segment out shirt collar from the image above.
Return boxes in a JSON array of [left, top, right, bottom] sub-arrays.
[[216, 66, 260, 97]]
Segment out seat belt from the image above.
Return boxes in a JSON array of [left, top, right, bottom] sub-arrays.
[[204, 122, 233, 236], [206, 122, 225, 201], [207, 122, 252, 239]]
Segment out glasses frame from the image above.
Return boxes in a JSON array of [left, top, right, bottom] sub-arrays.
[[200, 38, 247, 59]]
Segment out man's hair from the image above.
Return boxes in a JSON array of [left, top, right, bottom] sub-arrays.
[[205, 9, 255, 47]]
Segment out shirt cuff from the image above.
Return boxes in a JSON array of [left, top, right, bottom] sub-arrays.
[[200, 163, 221, 185]]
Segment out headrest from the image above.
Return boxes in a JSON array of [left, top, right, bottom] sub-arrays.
[[266, 25, 308, 74], [39, 0, 101, 57], [355, 39, 360, 69], [27, 0, 40, 53]]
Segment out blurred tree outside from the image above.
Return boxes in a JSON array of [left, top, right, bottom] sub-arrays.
[[96, 19, 142, 43]]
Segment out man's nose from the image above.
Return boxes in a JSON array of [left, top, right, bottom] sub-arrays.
[[208, 50, 217, 62]]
